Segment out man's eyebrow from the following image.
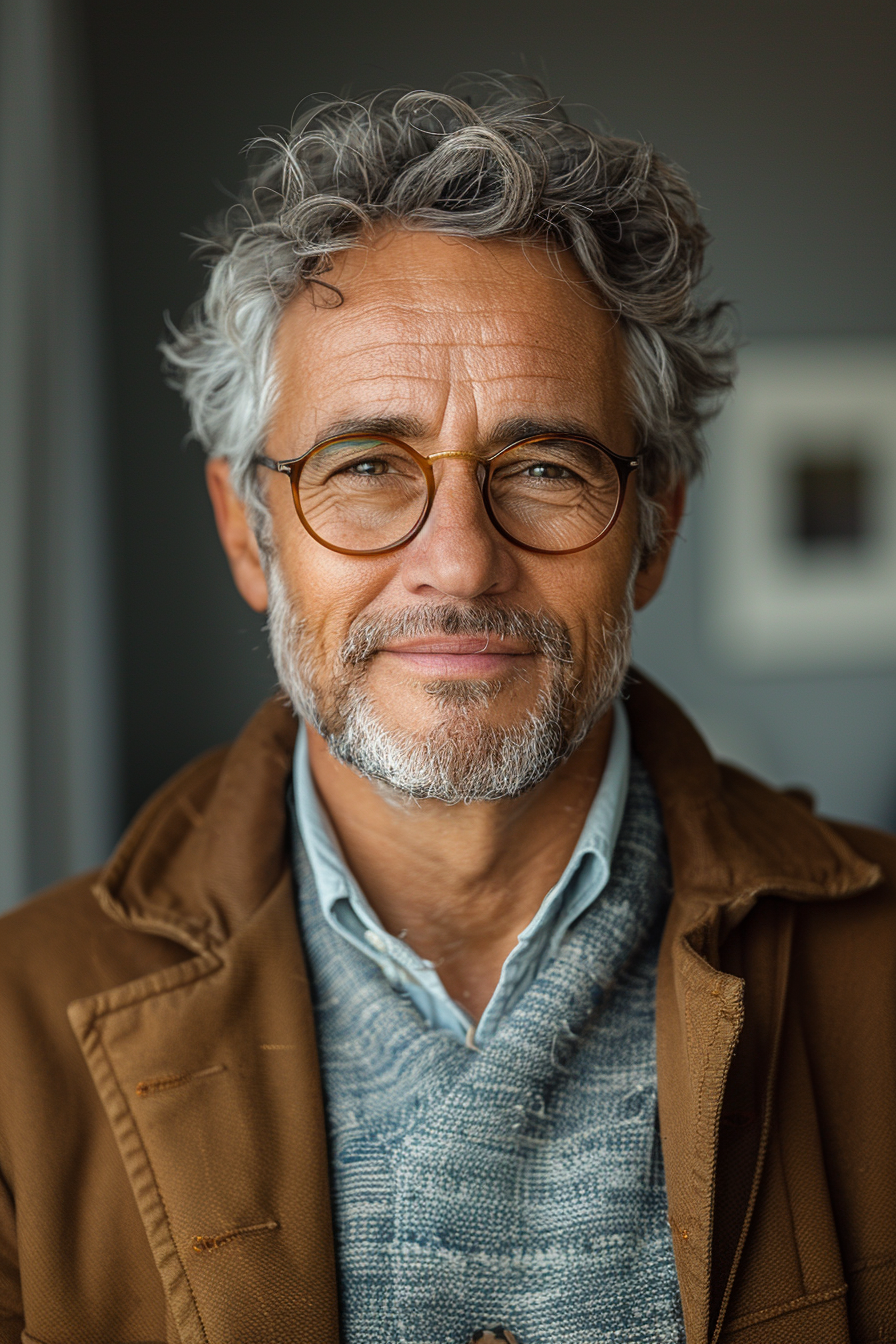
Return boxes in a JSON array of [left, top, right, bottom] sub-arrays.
[[310, 414, 604, 447], [312, 415, 429, 444], [486, 416, 603, 445]]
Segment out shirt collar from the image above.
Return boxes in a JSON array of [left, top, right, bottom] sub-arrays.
[[292, 701, 630, 937], [516, 698, 630, 947]]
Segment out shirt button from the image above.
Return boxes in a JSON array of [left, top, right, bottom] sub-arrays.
[[364, 930, 387, 953]]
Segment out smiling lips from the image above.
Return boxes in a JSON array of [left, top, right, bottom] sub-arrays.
[[379, 636, 534, 677]]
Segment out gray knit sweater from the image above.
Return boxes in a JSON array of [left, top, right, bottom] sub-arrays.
[[294, 754, 685, 1344]]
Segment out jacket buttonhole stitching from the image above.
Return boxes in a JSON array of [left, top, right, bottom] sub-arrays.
[[191, 1219, 279, 1253], [135, 1062, 227, 1097]]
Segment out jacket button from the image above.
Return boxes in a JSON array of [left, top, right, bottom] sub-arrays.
[[467, 1331, 520, 1343]]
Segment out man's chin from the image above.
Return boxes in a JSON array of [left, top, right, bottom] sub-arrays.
[[422, 677, 507, 708], [361, 678, 548, 733], [364, 660, 545, 718], [316, 676, 585, 804]]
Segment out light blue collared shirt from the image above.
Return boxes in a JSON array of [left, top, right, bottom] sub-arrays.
[[292, 702, 631, 1046]]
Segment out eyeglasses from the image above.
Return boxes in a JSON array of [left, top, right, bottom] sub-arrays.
[[253, 432, 638, 556]]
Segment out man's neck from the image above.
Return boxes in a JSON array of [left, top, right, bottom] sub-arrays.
[[305, 714, 615, 1021]]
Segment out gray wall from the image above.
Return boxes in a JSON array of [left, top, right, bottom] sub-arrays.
[[2, 0, 116, 908], [81, 0, 896, 833]]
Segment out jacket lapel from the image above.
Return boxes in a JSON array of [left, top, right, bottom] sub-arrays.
[[69, 873, 338, 1341], [655, 903, 746, 1344], [655, 897, 795, 1344], [628, 675, 881, 1343]]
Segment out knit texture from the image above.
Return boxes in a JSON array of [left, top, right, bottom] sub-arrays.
[[293, 753, 685, 1344]]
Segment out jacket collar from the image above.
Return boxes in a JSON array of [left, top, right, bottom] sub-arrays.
[[94, 692, 298, 953]]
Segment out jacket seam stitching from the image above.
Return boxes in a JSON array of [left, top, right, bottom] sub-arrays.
[[83, 954, 223, 1024], [699, 994, 742, 1326], [88, 1019, 211, 1343], [709, 905, 794, 1344], [724, 1282, 848, 1330], [677, 928, 744, 1333]]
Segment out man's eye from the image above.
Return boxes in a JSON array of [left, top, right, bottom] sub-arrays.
[[526, 462, 573, 479], [344, 458, 388, 475]]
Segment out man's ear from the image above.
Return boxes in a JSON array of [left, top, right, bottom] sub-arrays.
[[632, 479, 687, 611], [205, 458, 269, 612]]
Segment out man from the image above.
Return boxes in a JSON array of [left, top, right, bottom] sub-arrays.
[[1, 78, 894, 1344]]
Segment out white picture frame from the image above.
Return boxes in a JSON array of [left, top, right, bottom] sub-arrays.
[[706, 341, 896, 673]]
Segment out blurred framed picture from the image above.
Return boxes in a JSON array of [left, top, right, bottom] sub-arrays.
[[707, 342, 896, 672]]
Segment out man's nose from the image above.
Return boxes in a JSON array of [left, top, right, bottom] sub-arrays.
[[398, 457, 519, 600]]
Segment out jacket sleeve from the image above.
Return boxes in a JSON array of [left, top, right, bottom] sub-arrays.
[[0, 1165, 23, 1338]]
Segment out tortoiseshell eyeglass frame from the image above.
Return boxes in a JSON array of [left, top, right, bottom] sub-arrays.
[[252, 432, 639, 557]]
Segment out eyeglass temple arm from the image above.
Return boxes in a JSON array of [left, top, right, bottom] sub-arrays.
[[253, 454, 292, 473]]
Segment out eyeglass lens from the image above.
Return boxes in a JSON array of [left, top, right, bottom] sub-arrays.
[[295, 436, 621, 554]]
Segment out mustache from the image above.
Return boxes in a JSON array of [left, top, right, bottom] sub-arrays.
[[338, 602, 575, 667]]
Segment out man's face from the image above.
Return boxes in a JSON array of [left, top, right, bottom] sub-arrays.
[[240, 230, 664, 800]]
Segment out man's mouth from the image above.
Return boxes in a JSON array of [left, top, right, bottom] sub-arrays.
[[337, 601, 575, 673], [377, 636, 534, 678]]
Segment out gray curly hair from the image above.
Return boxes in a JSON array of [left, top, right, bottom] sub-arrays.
[[162, 75, 734, 553]]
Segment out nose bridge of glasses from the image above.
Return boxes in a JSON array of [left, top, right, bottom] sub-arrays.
[[427, 450, 482, 462], [425, 449, 489, 494]]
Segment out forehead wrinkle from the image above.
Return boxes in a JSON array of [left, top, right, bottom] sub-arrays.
[[290, 346, 595, 391], [336, 248, 605, 315], [279, 288, 618, 390], [302, 288, 604, 348], [333, 362, 585, 384], [342, 308, 601, 357], [284, 350, 598, 400], [318, 340, 588, 374], [277, 331, 618, 416]]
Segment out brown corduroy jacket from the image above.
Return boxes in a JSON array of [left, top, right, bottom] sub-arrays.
[[1, 677, 896, 1344]]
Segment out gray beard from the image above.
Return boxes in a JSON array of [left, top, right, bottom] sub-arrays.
[[264, 559, 633, 804]]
